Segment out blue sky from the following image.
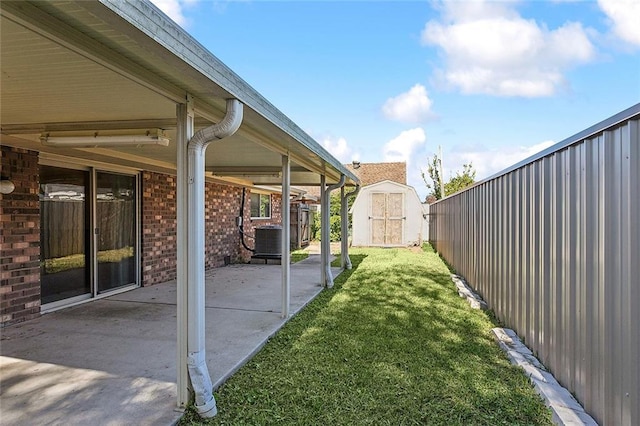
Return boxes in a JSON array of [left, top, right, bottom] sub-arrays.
[[151, 0, 639, 200]]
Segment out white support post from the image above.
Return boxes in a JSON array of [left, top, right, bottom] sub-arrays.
[[176, 97, 193, 409], [281, 154, 291, 318], [323, 175, 345, 288], [341, 184, 359, 270], [340, 186, 347, 269], [320, 175, 327, 287]]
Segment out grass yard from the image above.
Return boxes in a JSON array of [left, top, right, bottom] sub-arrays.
[[180, 245, 551, 425], [290, 249, 309, 264]]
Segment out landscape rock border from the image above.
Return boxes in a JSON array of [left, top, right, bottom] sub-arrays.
[[451, 274, 598, 426], [451, 274, 488, 310]]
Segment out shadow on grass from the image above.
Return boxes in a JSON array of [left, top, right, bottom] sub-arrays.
[[180, 248, 550, 426]]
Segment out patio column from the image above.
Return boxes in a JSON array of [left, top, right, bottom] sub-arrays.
[[323, 175, 345, 288], [281, 154, 291, 318], [320, 174, 327, 287], [176, 98, 193, 409], [341, 184, 360, 270], [340, 186, 346, 269]]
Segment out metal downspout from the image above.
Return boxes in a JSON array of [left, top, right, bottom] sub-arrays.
[[341, 184, 360, 270], [187, 99, 243, 418], [323, 174, 345, 288]]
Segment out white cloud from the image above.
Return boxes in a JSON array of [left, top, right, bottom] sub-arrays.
[[382, 128, 429, 199], [383, 128, 426, 164], [320, 136, 359, 163], [598, 0, 640, 47], [382, 84, 436, 123], [445, 140, 556, 181], [422, 0, 595, 97], [150, 0, 198, 27]]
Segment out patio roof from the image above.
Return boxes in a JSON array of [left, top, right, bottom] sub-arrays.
[[1, 0, 357, 417], [0, 0, 359, 187]]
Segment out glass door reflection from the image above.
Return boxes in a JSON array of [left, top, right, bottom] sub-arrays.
[[96, 172, 136, 293], [40, 166, 91, 304]]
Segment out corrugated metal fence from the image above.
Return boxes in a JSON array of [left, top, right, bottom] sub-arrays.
[[429, 104, 639, 426]]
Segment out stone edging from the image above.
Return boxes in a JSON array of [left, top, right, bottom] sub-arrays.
[[492, 328, 597, 425], [450, 274, 598, 426], [451, 274, 488, 310]]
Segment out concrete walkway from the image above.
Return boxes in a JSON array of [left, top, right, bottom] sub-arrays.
[[0, 255, 340, 425]]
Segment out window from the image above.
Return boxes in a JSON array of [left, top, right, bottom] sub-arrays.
[[250, 193, 271, 218]]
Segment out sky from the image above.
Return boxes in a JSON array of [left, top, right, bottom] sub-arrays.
[[150, 0, 639, 200]]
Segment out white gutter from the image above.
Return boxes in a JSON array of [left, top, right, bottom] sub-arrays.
[[98, 0, 360, 184], [187, 99, 243, 418], [341, 184, 360, 270], [323, 174, 345, 288]]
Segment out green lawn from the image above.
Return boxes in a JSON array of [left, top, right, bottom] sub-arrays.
[[290, 249, 309, 264], [180, 245, 551, 425]]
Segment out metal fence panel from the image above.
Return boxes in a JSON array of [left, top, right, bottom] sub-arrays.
[[429, 105, 639, 426]]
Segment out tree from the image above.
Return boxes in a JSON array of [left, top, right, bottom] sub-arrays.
[[311, 191, 355, 242], [422, 153, 444, 200], [445, 163, 476, 196], [422, 154, 476, 200]]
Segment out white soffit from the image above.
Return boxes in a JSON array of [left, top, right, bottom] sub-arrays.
[[0, 0, 359, 187]]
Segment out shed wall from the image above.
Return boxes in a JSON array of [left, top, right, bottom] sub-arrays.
[[429, 108, 639, 425], [352, 181, 425, 246]]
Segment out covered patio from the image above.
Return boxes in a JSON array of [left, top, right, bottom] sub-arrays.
[[0, 0, 358, 420], [0, 255, 342, 425]]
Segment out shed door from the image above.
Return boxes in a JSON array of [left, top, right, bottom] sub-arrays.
[[370, 192, 404, 246]]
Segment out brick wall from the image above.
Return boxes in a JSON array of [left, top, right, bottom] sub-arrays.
[[141, 172, 178, 286], [140, 173, 277, 279], [0, 161, 285, 324], [1, 146, 41, 326], [204, 183, 246, 268]]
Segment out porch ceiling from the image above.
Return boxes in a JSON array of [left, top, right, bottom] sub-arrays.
[[0, 0, 358, 188]]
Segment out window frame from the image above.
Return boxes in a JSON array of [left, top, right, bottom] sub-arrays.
[[250, 193, 272, 219]]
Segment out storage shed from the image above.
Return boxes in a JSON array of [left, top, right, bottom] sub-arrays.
[[350, 180, 428, 247]]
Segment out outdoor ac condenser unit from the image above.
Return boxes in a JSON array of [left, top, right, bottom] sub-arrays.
[[254, 225, 282, 256]]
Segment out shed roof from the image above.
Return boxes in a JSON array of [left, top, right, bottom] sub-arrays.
[[350, 180, 426, 213], [345, 162, 406, 186]]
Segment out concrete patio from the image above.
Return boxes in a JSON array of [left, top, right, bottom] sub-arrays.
[[0, 254, 341, 425]]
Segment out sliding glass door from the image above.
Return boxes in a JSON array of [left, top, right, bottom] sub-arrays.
[[40, 165, 138, 307], [96, 172, 137, 293], [40, 166, 91, 304]]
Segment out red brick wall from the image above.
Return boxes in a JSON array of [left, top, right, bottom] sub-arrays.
[[204, 183, 246, 268], [1, 146, 41, 326], [140, 173, 274, 280], [141, 172, 178, 286], [0, 161, 285, 324]]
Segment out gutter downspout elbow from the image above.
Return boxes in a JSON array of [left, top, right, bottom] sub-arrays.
[[190, 99, 244, 149], [323, 174, 346, 288], [187, 98, 243, 418], [341, 184, 360, 270]]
